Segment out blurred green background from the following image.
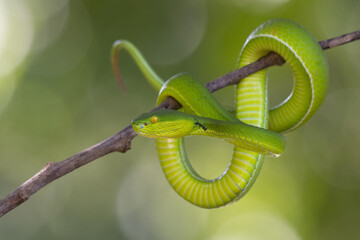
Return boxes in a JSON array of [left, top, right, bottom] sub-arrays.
[[1, 0, 360, 239]]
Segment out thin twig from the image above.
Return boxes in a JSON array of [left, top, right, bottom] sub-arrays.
[[1, 29, 360, 217]]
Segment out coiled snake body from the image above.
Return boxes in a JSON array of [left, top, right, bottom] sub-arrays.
[[113, 19, 328, 208]]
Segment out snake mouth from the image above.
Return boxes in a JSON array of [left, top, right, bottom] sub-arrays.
[[132, 120, 190, 139], [132, 122, 149, 136]]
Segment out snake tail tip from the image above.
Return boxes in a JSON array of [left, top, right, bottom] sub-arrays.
[[116, 72, 127, 93], [112, 51, 127, 93]]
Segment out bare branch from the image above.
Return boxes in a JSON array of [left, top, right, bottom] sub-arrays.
[[1, 29, 360, 218], [319, 30, 360, 49]]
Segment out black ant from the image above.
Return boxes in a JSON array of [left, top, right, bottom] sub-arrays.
[[195, 121, 207, 131]]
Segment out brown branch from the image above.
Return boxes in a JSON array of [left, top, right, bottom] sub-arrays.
[[319, 29, 360, 49], [1, 29, 360, 218]]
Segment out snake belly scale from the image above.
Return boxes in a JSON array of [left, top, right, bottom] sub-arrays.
[[113, 19, 328, 208]]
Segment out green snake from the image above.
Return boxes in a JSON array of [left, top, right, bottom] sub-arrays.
[[112, 19, 329, 208]]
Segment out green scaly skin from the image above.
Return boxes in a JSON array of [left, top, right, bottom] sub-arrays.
[[113, 19, 329, 208], [132, 109, 286, 157]]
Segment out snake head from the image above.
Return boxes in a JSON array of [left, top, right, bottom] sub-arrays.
[[132, 109, 195, 138]]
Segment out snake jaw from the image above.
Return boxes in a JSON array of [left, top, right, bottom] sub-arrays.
[[131, 109, 196, 138], [132, 120, 191, 139], [132, 122, 150, 137]]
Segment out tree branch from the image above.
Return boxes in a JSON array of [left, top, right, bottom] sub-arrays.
[[1, 29, 360, 217]]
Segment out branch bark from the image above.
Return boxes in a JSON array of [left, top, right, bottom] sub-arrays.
[[1, 29, 360, 217]]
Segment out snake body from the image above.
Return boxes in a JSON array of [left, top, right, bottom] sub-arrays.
[[113, 19, 328, 208]]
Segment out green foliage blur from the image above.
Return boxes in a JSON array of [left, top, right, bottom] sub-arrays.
[[1, 0, 360, 239]]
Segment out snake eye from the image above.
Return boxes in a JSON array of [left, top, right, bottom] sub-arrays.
[[150, 116, 158, 124]]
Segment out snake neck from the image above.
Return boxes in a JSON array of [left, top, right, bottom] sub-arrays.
[[189, 116, 285, 157]]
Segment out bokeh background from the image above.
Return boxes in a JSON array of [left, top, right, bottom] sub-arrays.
[[1, 0, 360, 239]]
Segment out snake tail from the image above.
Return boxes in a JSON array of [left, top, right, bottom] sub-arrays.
[[111, 40, 164, 92]]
